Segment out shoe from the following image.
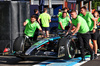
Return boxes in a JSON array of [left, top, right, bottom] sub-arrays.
[[94, 54, 98, 59], [79, 58, 85, 63], [90, 53, 94, 60]]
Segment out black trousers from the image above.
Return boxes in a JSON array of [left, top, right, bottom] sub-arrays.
[[28, 28, 39, 41], [77, 32, 93, 58], [33, 28, 39, 41]]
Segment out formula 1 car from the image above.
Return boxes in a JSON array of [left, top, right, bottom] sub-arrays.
[[12, 30, 77, 59], [2, 27, 100, 60]]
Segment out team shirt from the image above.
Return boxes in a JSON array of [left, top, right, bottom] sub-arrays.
[[79, 12, 89, 17], [79, 13, 83, 17], [39, 13, 51, 27], [80, 12, 97, 31], [58, 12, 62, 16], [24, 19, 40, 37], [98, 17, 100, 22], [58, 16, 70, 30], [72, 16, 89, 34]]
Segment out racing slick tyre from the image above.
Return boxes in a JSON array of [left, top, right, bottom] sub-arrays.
[[13, 36, 24, 52], [58, 37, 76, 59]]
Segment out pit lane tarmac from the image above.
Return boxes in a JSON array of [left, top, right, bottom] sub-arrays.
[[0, 56, 49, 66], [0, 54, 100, 66]]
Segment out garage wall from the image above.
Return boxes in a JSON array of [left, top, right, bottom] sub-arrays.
[[0, 1, 30, 53]]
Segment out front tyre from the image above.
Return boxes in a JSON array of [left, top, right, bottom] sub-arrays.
[[58, 37, 76, 59], [65, 39, 76, 59]]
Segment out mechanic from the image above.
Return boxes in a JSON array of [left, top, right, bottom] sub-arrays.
[[93, 11, 100, 25], [66, 10, 94, 62], [58, 12, 71, 30], [80, 6, 98, 59], [23, 15, 45, 41], [33, 9, 39, 40], [58, 7, 70, 18], [38, 8, 51, 38], [57, 9, 62, 18], [33, 9, 39, 22]]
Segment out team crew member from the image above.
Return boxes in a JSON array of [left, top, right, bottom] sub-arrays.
[[97, 17, 100, 23], [57, 9, 62, 17], [66, 10, 94, 62], [24, 15, 45, 41], [80, 6, 98, 59], [79, 13, 83, 16], [79, 11, 89, 17], [58, 8, 70, 18], [96, 12, 100, 26], [33, 9, 39, 40], [58, 12, 71, 30], [38, 8, 51, 38], [33, 9, 39, 22], [93, 11, 100, 24]]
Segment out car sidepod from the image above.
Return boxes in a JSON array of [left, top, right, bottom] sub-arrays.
[[25, 37, 60, 58]]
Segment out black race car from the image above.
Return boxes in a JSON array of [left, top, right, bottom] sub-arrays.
[[12, 30, 77, 59], [2, 28, 100, 60]]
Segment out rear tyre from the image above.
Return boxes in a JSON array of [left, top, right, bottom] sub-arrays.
[[13, 36, 24, 52]]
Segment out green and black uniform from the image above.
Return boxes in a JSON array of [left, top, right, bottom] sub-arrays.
[[72, 16, 89, 33], [72, 15, 93, 59], [79, 13, 83, 17], [98, 17, 100, 22], [39, 13, 51, 31], [33, 13, 39, 40], [58, 12, 69, 22], [81, 12, 97, 40], [24, 19, 41, 40], [58, 16, 70, 30]]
